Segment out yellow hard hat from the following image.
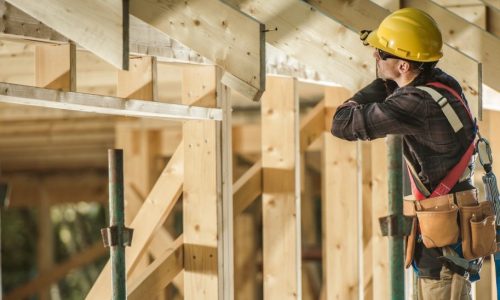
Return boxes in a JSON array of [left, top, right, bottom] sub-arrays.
[[364, 8, 443, 62]]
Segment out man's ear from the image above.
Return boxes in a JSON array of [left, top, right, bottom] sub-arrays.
[[398, 60, 411, 74]]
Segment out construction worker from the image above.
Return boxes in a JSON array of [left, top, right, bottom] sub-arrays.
[[331, 8, 481, 299]]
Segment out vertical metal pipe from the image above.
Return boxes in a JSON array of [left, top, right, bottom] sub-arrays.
[[108, 149, 126, 300], [387, 135, 404, 300]]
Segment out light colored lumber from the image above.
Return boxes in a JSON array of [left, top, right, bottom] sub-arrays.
[[441, 4, 487, 28], [233, 160, 262, 216], [300, 100, 326, 152], [0, 82, 223, 121], [217, 66, 235, 300], [182, 64, 220, 299], [117, 56, 156, 100], [322, 87, 359, 299], [5, 242, 107, 300], [475, 256, 493, 299], [227, 0, 374, 92], [232, 123, 261, 154], [130, 0, 265, 101], [85, 143, 184, 300], [127, 236, 184, 300], [361, 142, 374, 300], [261, 75, 301, 299], [307, 0, 482, 118], [234, 213, 257, 300], [6, 0, 128, 69], [35, 43, 76, 91]]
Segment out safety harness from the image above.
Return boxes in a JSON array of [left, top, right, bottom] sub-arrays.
[[406, 82, 476, 200]]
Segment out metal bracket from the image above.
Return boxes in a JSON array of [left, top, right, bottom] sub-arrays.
[[101, 225, 134, 247], [379, 214, 413, 237]]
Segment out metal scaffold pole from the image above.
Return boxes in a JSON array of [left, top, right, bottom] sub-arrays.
[[387, 135, 404, 300], [101, 149, 133, 300]]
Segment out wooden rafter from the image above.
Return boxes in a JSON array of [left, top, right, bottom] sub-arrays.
[[227, 0, 375, 92], [5, 0, 129, 70], [130, 0, 265, 101]]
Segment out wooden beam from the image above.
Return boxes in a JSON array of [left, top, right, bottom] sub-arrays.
[[85, 143, 184, 300], [5, 242, 107, 300], [127, 236, 183, 300], [307, 0, 482, 118], [261, 76, 301, 298], [6, 0, 129, 70], [130, 0, 265, 101], [35, 43, 76, 91], [234, 213, 257, 300], [233, 160, 262, 216], [486, 4, 500, 36], [182, 65, 220, 299], [0, 1, 208, 64], [0, 82, 223, 121], [300, 100, 326, 152], [227, 0, 374, 92], [322, 87, 360, 299]]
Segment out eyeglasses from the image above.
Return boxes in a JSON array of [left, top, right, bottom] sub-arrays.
[[377, 49, 400, 60]]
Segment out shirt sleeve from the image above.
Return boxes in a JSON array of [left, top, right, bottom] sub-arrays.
[[331, 88, 428, 141]]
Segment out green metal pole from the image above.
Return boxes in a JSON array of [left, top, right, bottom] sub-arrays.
[[387, 135, 404, 300], [108, 149, 126, 300]]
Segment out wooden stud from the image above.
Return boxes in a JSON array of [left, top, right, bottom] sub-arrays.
[[85, 143, 184, 300], [261, 75, 300, 299], [6, 0, 129, 69], [130, 0, 265, 101], [182, 65, 219, 299], [322, 86, 359, 299], [234, 213, 257, 300], [300, 100, 326, 152], [361, 142, 373, 300]]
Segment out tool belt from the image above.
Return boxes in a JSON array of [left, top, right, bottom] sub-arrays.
[[404, 189, 497, 268]]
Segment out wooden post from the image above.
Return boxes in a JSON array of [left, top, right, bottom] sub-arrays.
[[361, 142, 373, 300], [234, 213, 257, 299], [34, 42, 75, 300], [182, 65, 219, 299], [322, 87, 359, 299], [261, 76, 301, 299]]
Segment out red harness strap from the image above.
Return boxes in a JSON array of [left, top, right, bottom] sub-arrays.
[[408, 82, 476, 200]]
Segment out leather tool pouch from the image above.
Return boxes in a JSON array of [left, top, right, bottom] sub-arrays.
[[415, 194, 460, 249], [459, 200, 497, 259], [403, 196, 418, 268]]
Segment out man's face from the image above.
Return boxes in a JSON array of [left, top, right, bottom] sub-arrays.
[[373, 49, 401, 81]]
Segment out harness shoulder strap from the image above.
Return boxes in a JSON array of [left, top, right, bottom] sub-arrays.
[[415, 85, 463, 132]]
